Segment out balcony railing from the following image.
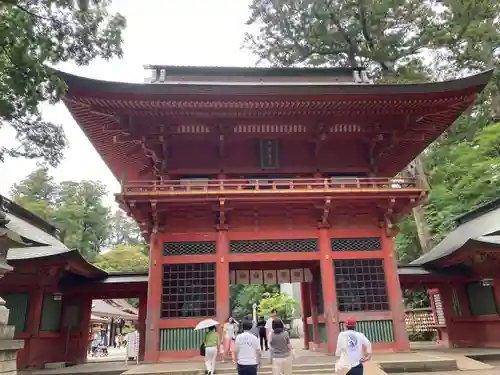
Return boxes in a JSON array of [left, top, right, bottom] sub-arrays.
[[121, 177, 420, 194]]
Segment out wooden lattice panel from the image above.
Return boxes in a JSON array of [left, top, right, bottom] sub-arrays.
[[163, 241, 216, 256], [161, 263, 216, 318], [229, 239, 318, 253], [334, 259, 389, 311], [331, 237, 382, 251]]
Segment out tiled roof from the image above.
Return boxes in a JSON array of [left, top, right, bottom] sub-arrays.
[[92, 299, 138, 320], [412, 199, 500, 266]]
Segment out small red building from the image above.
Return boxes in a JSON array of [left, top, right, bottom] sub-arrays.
[[400, 197, 500, 348], [0, 66, 494, 368], [0, 196, 147, 369]]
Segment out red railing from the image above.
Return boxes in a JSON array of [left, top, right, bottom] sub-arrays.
[[121, 177, 419, 194]]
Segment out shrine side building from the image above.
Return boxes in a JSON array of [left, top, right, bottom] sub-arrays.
[[57, 66, 491, 361]]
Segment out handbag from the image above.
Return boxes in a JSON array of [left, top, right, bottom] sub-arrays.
[[200, 342, 206, 356], [334, 335, 351, 375]]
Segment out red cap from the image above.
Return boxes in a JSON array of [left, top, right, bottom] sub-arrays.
[[344, 318, 357, 327]]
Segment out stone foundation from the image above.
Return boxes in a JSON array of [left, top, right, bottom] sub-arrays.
[[0, 325, 23, 375]]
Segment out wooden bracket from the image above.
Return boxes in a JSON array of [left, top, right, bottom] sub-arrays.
[[151, 200, 158, 233], [216, 199, 228, 230], [322, 198, 332, 225]]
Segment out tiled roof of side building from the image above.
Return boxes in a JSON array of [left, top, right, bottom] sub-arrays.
[[411, 198, 500, 266]]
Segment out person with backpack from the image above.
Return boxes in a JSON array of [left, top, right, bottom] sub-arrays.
[[335, 319, 371, 375]]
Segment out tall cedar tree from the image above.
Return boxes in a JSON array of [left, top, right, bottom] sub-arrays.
[[0, 0, 125, 166]]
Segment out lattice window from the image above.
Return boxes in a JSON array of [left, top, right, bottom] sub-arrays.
[[451, 287, 462, 317], [334, 259, 389, 311], [161, 263, 216, 318], [230, 239, 318, 253], [163, 242, 216, 256], [331, 237, 382, 251]]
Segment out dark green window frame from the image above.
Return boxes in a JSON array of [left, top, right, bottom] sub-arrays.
[[466, 282, 498, 317]]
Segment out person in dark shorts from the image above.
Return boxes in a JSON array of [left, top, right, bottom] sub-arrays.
[[257, 316, 268, 350], [233, 320, 261, 375]]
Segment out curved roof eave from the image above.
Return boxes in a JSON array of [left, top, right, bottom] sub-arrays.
[[56, 69, 494, 97]]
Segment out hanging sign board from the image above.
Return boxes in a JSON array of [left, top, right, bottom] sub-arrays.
[[259, 139, 279, 170]]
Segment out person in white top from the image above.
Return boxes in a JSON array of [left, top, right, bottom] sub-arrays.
[[233, 320, 261, 375], [265, 309, 279, 336], [335, 319, 372, 375]]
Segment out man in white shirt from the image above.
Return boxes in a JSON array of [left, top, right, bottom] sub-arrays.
[[335, 319, 372, 375], [233, 320, 261, 375]]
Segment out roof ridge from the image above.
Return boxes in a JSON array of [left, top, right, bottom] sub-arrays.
[[454, 197, 500, 226]]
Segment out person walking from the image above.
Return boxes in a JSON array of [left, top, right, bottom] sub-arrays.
[[270, 319, 293, 375], [335, 319, 372, 375], [233, 320, 261, 375], [257, 316, 268, 350], [204, 325, 219, 375], [222, 317, 238, 362], [265, 309, 280, 338]]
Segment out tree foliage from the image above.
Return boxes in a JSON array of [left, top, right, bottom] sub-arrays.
[[108, 210, 145, 251], [10, 167, 111, 261], [93, 244, 148, 272], [0, 0, 126, 166], [230, 284, 280, 318], [258, 292, 300, 320]]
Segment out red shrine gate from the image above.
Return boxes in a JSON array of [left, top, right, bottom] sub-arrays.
[[59, 66, 491, 361]]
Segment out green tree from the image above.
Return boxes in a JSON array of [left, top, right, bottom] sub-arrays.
[[10, 167, 56, 221], [424, 122, 500, 244], [244, 0, 435, 73], [10, 167, 111, 260], [258, 292, 300, 321], [109, 210, 145, 249], [230, 284, 280, 318], [93, 244, 148, 272], [54, 180, 111, 261], [0, 0, 126, 166]]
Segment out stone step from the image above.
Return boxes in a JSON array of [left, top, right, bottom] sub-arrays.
[[215, 363, 335, 374], [215, 368, 333, 375], [379, 358, 458, 373]]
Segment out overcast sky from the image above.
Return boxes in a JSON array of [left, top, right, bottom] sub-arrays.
[[0, 0, 257, 207]]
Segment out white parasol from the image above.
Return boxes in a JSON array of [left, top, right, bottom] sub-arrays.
[[194, 319, 220, 330]]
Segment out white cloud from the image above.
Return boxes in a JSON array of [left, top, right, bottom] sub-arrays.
[[0, 0, 257, 207]]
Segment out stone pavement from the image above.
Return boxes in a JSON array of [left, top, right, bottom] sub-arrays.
[[24, 339, 500, 375]]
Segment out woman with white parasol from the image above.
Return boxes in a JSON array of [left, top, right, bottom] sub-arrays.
[[195, 319, 220, 375]]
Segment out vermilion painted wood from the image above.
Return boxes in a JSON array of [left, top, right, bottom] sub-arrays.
[[145, 233, 162, 362], [318, 228, 338, 353], [382, 233, 410, 351]]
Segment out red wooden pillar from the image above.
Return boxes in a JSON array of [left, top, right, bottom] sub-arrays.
[[138, 295, 147, 361], [309, 276, 321, 347], [145, 232, 162, 361], [24, 288, 44, 366], [26, 288, 43, 335], [382, 232, 410, 351], [300, 282, 311, 349], [318, 227, 339, 354], [216, 229, 230, 326], [77, 295, 92, 364]]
